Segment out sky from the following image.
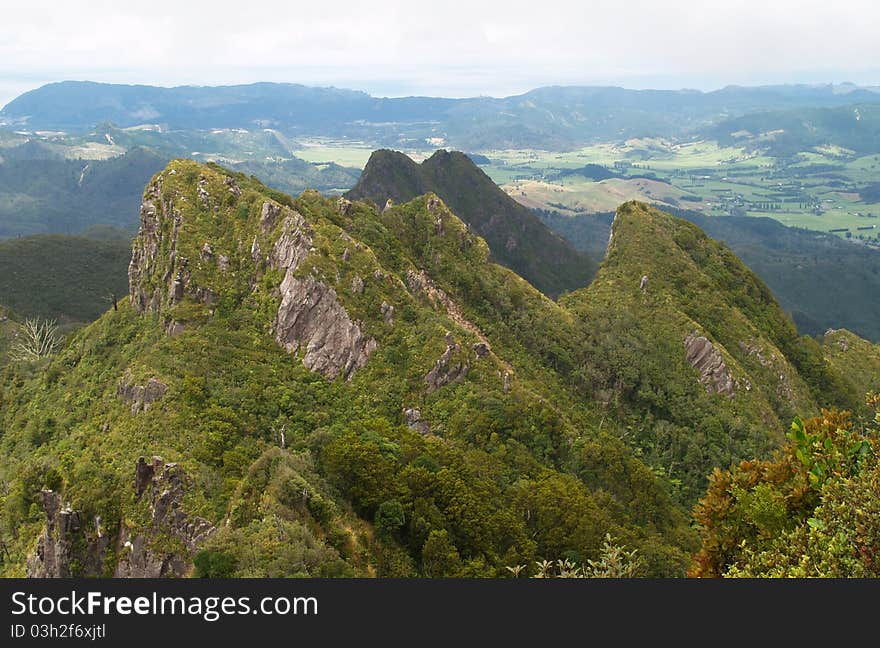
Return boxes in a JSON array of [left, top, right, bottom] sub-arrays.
[[2, 0, 880, 107]]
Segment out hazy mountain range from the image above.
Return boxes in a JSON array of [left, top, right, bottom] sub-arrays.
[[5, 81, 880, 149]]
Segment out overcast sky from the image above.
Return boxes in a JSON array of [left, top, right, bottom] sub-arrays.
[[2, 0, 879, 107]]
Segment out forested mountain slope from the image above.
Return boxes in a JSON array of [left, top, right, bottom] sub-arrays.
[[0, 162, 869, 579]]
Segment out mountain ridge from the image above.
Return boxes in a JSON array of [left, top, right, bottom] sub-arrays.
[[0, 159, 875, 579], [345, 149, 596, 297]]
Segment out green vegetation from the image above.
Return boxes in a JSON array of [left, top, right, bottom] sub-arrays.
[[0, 235, 130, 323], [0, 158, 875, 579], [821, 330, 880, 397], [0, 163, 702, 577], [692, 405, 880, 577], [0, 307, 18, 366], [540, 208, 880, 341], [0, 146, 167, 236], [560, 202, 863, 501]]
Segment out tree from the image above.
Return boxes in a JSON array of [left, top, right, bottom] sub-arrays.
[[10, 318, 60, 362], [421, 530, 461, 577], [691, 406, 878, 577], [375, 499, 406, 539], [193, 549, 237, 578]]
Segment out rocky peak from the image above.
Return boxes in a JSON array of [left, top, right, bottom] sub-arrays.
[[346, 149, 596, 297], [127, 161, 379, 382]]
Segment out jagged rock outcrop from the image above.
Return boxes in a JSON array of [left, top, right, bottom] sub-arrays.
[[165, 320, 184, 336], [260, 201, 281, 233], [403, 408, 430, 434], [381, 301, 394, 325], [267, 210, 375, 380], [128, 180, 164, 312], [270, 211, 313, 271], [275, 275, 377, 381], [117, 372, 168, 413], [684, 332, 735, 396], [115, 457, 216, 578], [425, 334, 470, 393], [224, 177, 241, 197], [26, 491, 110, 578], [26, 457, 214, 578]]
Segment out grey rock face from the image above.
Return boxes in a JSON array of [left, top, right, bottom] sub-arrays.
[[351, 274, 364, 294], [115, 457, 216, 578], [128, 182, 162, 312], [425, 336, 469, 393], [26, 491, 110, 578], [270, 213, 375, 380], [165, 320, 184, 337], [403, 408, 430, 434], [135, 456, 158, 497], [473, 342, 489, 358], [118, 372, 168, 414], [260, 201, 281, 233], [170, 275, 185, 304], [426, 195, 444, 213], [224, 177, 241, 197], [275, 275, 377, 381], [270, 212, 313, 272], [381, 301, 394, 325], [684, 332, 735, 396], [251, 236, 262, 267]]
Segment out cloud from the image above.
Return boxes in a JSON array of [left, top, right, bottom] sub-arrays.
[[1, 0, 879, 106]]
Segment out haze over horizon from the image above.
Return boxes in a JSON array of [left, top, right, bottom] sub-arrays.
[[2, 0, 880, 109]]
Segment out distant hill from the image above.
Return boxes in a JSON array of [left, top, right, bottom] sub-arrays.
[[6, 81, 880, 149], [0, 306, 17, 366], [552, 164, 622, 181], [0, 234, 130, 323], [0, 146, 167, 236], [539, 208, 880, 341], [708, 103, 880, 155], [346, 149, 597, 297], [228, 158, 359, 197], [0, 140, 362, 237]]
